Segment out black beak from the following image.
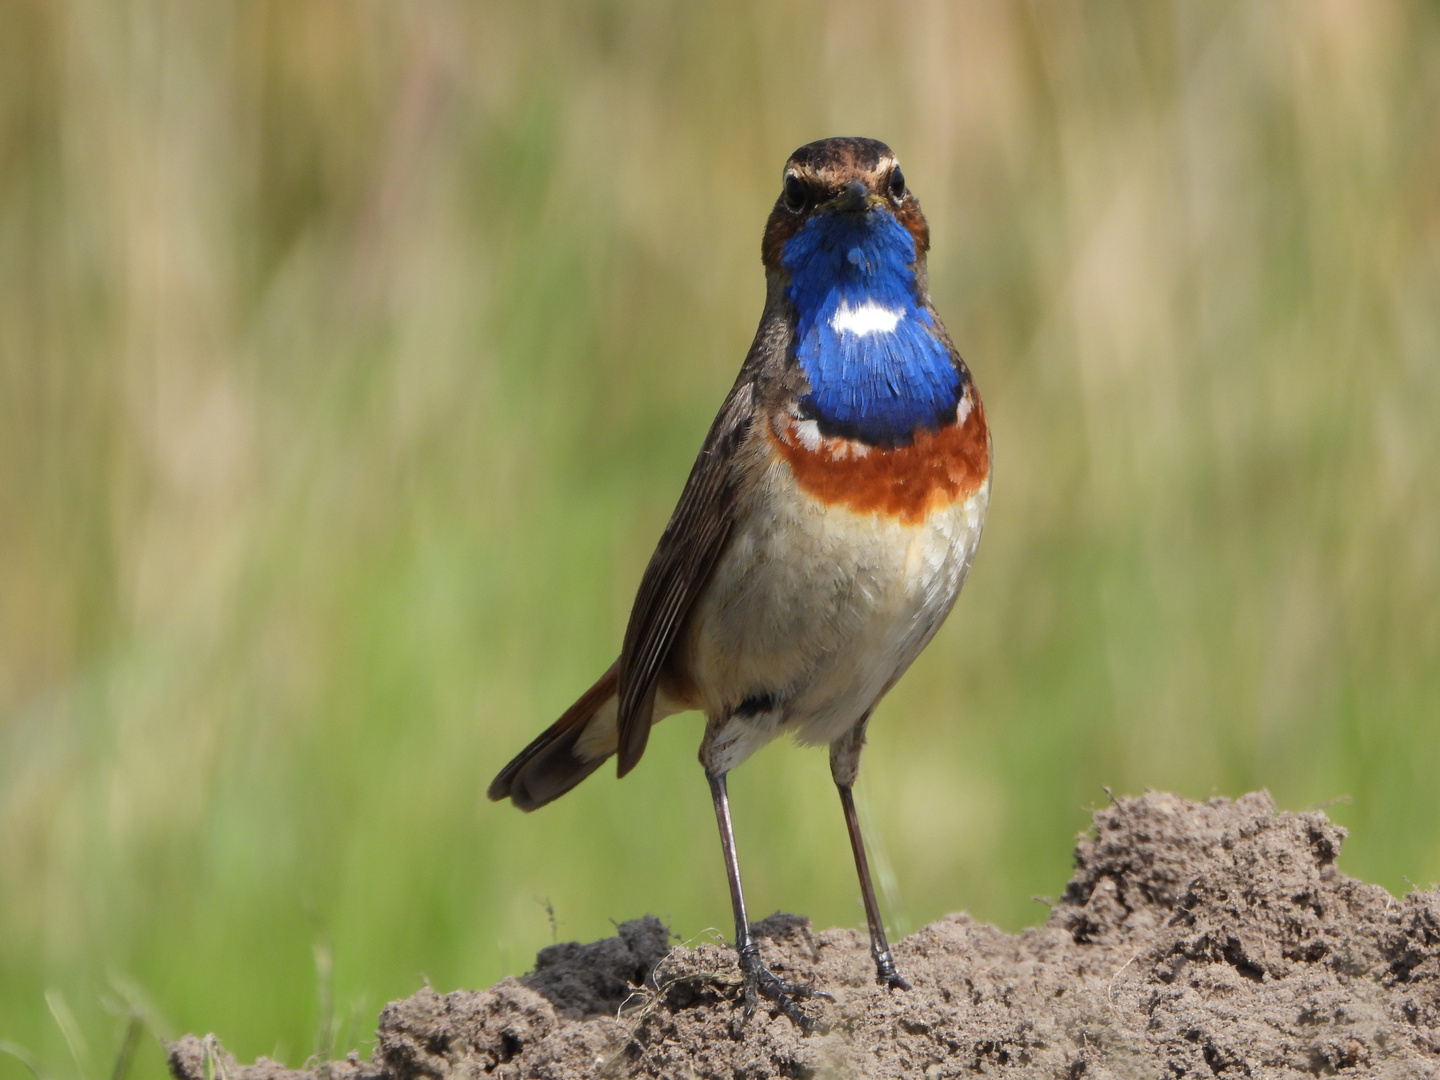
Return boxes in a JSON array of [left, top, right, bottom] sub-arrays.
[[834, 179, 869, 213]]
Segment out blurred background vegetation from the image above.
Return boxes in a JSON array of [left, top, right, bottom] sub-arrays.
[[2, 0, 1438, 1074]]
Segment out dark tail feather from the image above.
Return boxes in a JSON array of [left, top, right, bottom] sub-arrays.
[[488, 662, 619, 811]]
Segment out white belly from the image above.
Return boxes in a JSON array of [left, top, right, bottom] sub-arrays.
[[685, 451, 989, 774]]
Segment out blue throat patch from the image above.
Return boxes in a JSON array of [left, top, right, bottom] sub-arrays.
[[781, 208, 959, 446]]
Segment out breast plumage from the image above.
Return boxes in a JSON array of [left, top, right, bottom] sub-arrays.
[[768, 383, 990, 524]]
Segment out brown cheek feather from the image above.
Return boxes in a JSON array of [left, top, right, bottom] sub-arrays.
[[772, 393, 990, 524], [762, 206, 803, 270], [896, 199, 929, 255]]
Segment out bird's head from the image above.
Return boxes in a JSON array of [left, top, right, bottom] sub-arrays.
[[761, 137, 929, 273]]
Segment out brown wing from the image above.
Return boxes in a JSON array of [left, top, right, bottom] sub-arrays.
[[614, 378, 757, 776]]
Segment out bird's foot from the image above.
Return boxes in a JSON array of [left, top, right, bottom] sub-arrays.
[[873, 950, 912, 991], [735, 942, 830, 1032]]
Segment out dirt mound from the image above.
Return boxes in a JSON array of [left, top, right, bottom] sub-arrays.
[[168, 792, 1440, 1078]]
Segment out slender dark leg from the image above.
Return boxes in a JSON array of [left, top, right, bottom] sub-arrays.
[[706, 769, 825, 1029], [837, 782, 911, 990]]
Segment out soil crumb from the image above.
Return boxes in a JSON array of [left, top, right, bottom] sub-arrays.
[[169, 791, 1440, 1078]]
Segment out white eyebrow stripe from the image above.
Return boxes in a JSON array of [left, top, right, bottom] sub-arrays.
[[830, 300, 903, 336]]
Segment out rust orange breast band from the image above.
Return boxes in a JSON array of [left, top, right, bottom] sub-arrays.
[[770, 392, 990, 524]]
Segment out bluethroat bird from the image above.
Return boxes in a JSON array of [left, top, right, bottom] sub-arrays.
[[490, 137, 990, 1028]]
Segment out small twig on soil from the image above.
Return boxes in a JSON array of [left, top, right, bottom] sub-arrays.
[[595, 944, 754, 1075], [1106, 951, 1141, 1013], [202, 1034, 231, 1080], [542, 899, 558, 943]]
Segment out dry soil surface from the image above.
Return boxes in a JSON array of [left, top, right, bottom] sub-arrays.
[[169, 791, 1440, 1078]]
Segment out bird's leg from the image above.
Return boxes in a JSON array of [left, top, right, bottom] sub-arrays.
[[836, 782, 911, 989], [830, 720, 910, 990], [705, 769, 825, 1030]]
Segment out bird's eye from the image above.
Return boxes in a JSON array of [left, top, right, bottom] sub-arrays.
[[782, 173, 807, 214], [887, 167, 906, 202]]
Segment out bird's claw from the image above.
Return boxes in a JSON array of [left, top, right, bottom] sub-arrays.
[[736, 944, 831, 1032], [874, 952, 912, 991]]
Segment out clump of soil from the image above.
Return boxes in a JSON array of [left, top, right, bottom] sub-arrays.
[[168, 792, 1440, 1079]]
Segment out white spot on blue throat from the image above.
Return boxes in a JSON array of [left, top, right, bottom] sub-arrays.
[[830, 300, 903, 337], [781, 208, 960, 445]]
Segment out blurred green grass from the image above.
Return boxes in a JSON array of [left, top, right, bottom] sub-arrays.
[[2, 0, 1439, 1073]]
